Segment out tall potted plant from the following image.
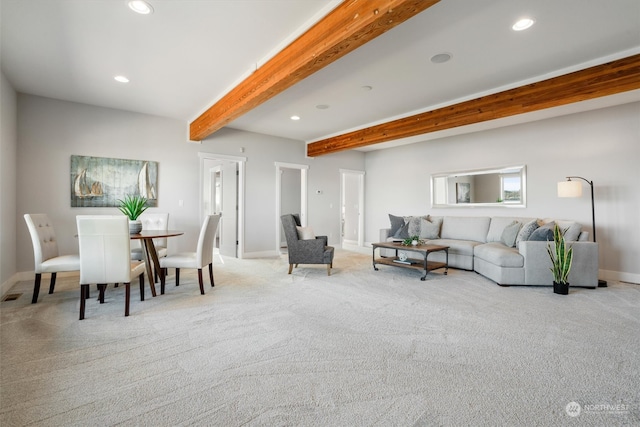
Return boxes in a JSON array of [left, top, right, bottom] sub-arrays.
[[547, 223, 573, 295], [117, 194, 148, 234]]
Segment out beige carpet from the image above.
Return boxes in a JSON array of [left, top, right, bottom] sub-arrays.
[[1, 249, 638, 426]]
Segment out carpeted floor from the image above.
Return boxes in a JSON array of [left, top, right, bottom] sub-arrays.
[[1, 249, 638, 426]]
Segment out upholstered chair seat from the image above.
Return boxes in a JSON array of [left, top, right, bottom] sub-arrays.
[[159, 214, 221, 295], [24, 214, 81, 304]]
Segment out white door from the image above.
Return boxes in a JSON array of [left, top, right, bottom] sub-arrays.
[[200, 153, 245, 258], [275, 162, 308, 254], [341, 170, 365, 247], [218, 160, 238, 257]]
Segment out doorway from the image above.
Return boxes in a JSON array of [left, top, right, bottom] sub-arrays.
[[199, 152, 246, 258], [275, 162, 308, 255], [340, 169, 365, 248]]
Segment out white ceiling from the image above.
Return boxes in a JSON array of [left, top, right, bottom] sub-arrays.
[[2, 0, 639, 150]]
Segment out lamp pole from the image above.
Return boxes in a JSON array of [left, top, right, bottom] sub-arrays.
[[565, 176, 606, 287], [565, 176, 595, 243]]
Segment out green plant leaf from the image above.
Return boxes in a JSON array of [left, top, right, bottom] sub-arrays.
[[117, 194, 148, 220]]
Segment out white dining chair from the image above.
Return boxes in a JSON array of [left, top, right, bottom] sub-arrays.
[[131, 212, 169, 281], [159, 214, 220, 295], [76, 215, 146, 320], [24, 213, 81, 304]]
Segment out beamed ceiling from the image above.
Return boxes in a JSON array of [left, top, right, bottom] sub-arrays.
[[2, 0, 639, 155]]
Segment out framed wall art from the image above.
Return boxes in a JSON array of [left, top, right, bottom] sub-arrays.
[[456, 182, 471, 204], [70, 155, 158, 207]]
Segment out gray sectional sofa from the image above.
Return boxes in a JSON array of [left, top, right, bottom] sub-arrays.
[[379, 215, 599, 288]]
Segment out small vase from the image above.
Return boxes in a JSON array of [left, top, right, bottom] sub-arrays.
[[411, 240, 418, 246], [129, 220, 142, 235], [553, 281, 569, 295]]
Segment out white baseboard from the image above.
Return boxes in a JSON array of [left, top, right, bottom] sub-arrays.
[[1, 273, 21, 298], [600, 269, 640, 285], [242, 250, 281, 259]]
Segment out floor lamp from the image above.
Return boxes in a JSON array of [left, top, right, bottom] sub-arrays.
[[557, 176, 607, 287]]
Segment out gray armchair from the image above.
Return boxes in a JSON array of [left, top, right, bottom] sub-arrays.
[[280, 214, 334, 275]]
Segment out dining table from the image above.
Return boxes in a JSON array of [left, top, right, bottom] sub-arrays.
[[130, 230, 184, 298]]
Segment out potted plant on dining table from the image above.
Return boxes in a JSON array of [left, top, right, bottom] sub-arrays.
[[118, 194, 148, 234]]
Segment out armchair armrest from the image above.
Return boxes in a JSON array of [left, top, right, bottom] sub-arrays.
[[315, 235, 328, 247]]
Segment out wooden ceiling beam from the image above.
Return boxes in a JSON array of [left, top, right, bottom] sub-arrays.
[[189, 0, 440, 142], [307, 54, 640, 157]]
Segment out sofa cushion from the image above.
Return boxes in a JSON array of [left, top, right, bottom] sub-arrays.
[[529, 221, 555, 241], [501, 221, 522, 247], [419, 217, 442, 239], [388, 214, 404, 237], [475, 242, 524, 268], [516, 219, 540, 248], [440, 216, 491, 242], [429, 239, 480, 257]]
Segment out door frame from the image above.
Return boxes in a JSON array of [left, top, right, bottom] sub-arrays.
[[199, 152, 246, 258], [275, 162, 308, 255], [340, 169, 365, 248]]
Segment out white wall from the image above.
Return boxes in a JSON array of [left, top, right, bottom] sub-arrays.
[[15, 95, 365, 272], [1, 71, 18, 291], [365, 102, 640, 283]]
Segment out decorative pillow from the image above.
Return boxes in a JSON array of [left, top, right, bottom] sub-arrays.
[[500, 220, 521, 247], [516, 219, 540, 248], [554, 220, 581, 242], [406, 216, 423, 237], [528, 221, 556, 241], [388, 214, 404, 237], [419, 218, 440, 239], [419, 216, 443, 239], [394, 221, 410, 239], [296, 226, 315, 240]]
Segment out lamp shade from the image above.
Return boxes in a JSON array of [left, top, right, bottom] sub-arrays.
[[557, 180, 582, 198]]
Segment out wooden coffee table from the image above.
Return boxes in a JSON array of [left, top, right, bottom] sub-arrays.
[[372, 241, 449, 281]]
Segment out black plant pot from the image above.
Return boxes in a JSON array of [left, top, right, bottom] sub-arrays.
[[553, 281, 569, 295]]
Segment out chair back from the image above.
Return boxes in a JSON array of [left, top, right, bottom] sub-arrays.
[[24, 214, 60, 272], [196, 214, 221, 267], [280, 214, 302, 248], [76, 215, 133, 284], [139, 212, 169, 247]]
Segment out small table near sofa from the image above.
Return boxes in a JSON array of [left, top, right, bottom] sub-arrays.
[[372, 241, 449, 281]]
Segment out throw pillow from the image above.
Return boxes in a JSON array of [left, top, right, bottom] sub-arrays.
[[528, 221, 556, 241], [419, 218, 440, 239], [296, 226, 315, 240], [500, 220, 521, 247], [516, 219, 540, 248], [388, 214, 404, 237], [394, 221, 410, 239], [406, 216, 422, 237]]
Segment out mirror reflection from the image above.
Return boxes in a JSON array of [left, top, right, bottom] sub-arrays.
[[431, 165, 526, 207]]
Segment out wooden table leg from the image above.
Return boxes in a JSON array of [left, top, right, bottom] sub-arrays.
[[141, 238, 158, 297]]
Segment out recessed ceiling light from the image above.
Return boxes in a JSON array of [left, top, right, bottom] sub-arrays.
[[430, 53, 452, 64], [290, 115, 300, 121], [512, 18, 535, 31], [128, 0, 154, 15], [114, 75, 130, 83]]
